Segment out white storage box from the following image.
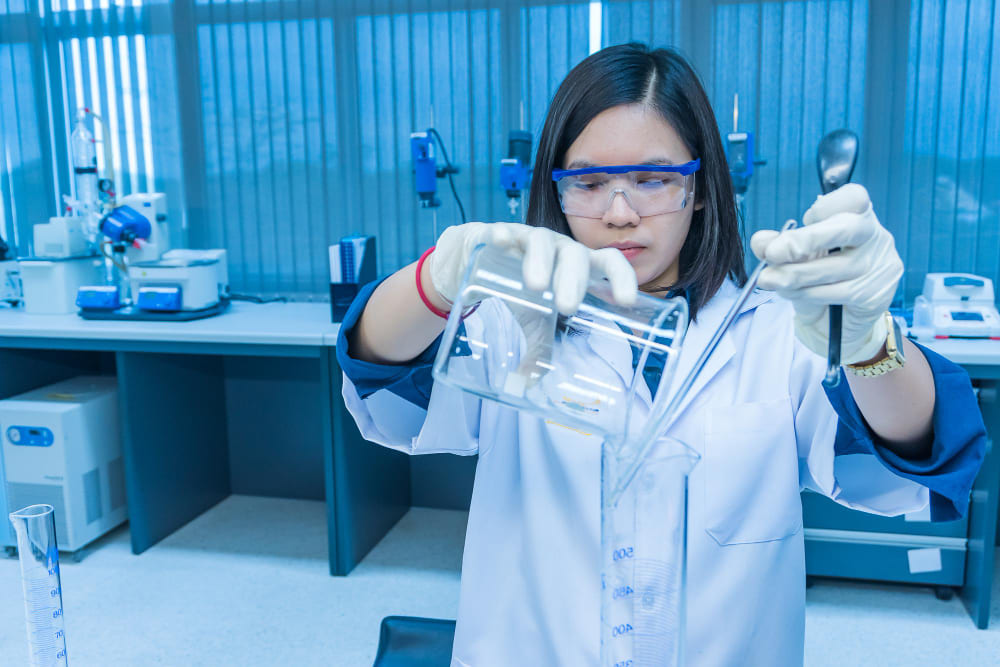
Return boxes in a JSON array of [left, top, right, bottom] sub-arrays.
[[33, 216, 90, 258], [18, 256, 103, 314]]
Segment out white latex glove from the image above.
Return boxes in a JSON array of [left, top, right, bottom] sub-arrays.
[[429, 222, 638, 315], [750, 184, 903, 365]]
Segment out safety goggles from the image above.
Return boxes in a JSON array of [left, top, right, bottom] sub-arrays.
[[551, 159, 700, 219]]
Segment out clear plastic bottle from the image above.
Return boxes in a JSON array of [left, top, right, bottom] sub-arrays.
[[70, 110, 98, 214]]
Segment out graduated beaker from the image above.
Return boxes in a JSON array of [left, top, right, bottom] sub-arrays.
[[601, 437, 698, 667], [9, 504, 69, 666], [432, 243, 688, 439]]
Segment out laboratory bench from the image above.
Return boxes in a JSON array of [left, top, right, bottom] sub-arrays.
[[0, 302, 410, 576], [803, 336, 1000, 629]]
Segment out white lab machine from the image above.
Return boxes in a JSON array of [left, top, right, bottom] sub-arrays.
[[1, 376, 127, 552], [129, 248, 229, 311], [18, 255, 103, 314], [33, 216, 89, 258], [118, 192, 170, 264], [911, 273, 1000, 340]]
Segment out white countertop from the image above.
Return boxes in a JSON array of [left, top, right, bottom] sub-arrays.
[[1, 301, 995, 361], [0, 302, 342, 347]]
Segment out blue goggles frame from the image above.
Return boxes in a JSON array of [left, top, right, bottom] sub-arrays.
[[551, 158, 701, 181]]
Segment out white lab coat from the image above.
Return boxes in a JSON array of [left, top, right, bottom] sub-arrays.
[[343, 280, 929, 666]]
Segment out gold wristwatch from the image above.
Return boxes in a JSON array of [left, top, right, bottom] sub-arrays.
[[846, 312, 906, 377]]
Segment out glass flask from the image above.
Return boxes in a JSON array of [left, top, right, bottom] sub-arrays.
[[432, 243, 688, 441]]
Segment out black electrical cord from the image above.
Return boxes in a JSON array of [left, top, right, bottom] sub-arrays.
[[229, 293, 288, 304], [428, 127, 467, 224]]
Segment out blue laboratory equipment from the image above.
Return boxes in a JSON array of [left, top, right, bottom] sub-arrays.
[[500, 130, 532, 220], [98, 205, 151, 245], [135, 285, 183, 312], [9, 504, 68, 666], [75, 285, 121, 310], [410, 129, 465, 237], [410, 131, 442, 209], [75, 204, 152, 310], [725, 94, 766, 215]]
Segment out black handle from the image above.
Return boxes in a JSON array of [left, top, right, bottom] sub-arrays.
[[823, 305, 843, 388]]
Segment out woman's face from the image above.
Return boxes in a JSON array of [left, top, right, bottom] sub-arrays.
[[561, 103, 698, 293]]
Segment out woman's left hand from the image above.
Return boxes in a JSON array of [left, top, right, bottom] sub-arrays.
[[750, 184, 903, 365]]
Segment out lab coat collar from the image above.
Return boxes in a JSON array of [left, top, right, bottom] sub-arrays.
[[575, 316, 655, 408], [659, 280, 774, 426]]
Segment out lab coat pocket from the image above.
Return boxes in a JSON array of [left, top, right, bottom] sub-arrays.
[[704, 396, 802, 545]]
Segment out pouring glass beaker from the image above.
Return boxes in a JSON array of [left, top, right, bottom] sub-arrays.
[[432, 242, 689, 441]]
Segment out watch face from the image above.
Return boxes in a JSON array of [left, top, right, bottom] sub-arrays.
[[889, 316, 905, 360]]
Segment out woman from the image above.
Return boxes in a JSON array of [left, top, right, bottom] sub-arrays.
[[337, 44, 985, 665]]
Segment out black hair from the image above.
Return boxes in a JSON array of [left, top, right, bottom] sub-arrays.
[[525, 43, 746, 321]]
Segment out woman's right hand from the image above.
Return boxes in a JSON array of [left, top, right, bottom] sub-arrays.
[[428, 222, 638, 315]]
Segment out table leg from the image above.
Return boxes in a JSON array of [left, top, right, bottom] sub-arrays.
[[321, 348, 410, 575], [117, 352, 230, 553], [961, 381, 999, 629]]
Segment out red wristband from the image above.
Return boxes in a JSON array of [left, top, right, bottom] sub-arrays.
[[416, 246, 450, 319], [415, 246, 481, 321]]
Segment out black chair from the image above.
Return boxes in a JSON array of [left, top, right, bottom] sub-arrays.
[[372, 616, 457, 667]]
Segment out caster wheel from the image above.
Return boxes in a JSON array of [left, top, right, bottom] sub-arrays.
[[933, 586, 955, 601]]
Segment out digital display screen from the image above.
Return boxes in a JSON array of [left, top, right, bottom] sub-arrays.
[[951, 311, 985, 321]]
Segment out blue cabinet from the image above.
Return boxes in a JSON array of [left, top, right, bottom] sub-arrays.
[[803, 375, 999, 629]]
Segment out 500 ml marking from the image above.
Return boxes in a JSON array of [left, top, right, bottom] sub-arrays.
[[614, 661, 633, 667], [612, 546, 634, 561]]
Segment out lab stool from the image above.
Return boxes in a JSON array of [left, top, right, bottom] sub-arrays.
[[372, 616, 456, 667]]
